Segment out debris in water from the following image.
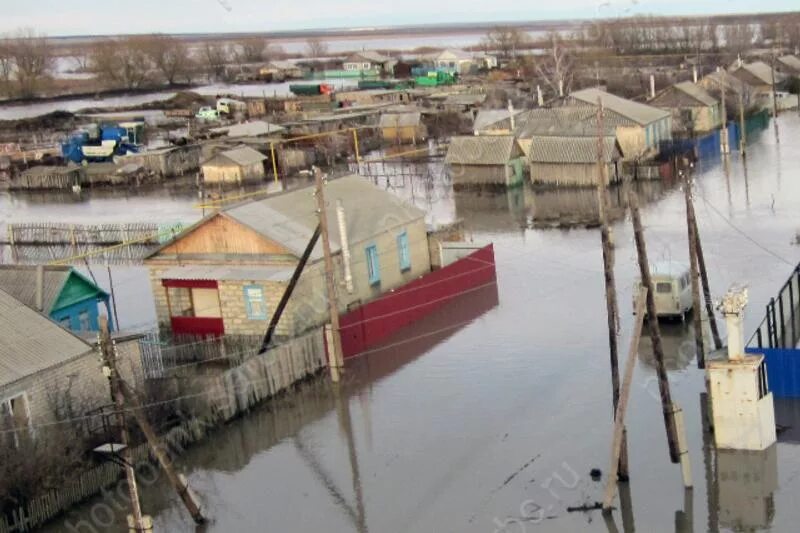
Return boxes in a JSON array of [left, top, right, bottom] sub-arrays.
[[567, 502, 604, 513], [590, 468, 602, 481], [493, 454, 541, 492]]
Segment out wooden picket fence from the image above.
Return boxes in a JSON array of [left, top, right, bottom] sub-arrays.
[[0, 328, 327, 532]]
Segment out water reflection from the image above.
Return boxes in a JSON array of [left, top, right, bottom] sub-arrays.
[[716, 445, 778, 531]]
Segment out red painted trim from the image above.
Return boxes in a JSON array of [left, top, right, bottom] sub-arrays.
[[339, 244, 497, 359], [162, 279, 218, 289], [170, 316, 224, 336]]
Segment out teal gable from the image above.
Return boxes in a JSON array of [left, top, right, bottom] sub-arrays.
[[48, 270, 113, 332]]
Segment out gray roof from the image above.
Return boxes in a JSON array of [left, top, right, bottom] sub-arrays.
[[223, 174, 426, 260], [443, 93, 487, 107], [437, 48, 473, 61], [570, 88, 671, 126], [347, 51, 393, 64], [445, 136, 521, 165], [224, 121, 285, 138], [529, 135, 620, 164], [0, 265, 71, 313], [0, 288, 93, 389], [779, 55, 800, 72], [516, 106, 623, 138], [473, 109, 526, 132], [734, 61, 778, 85], [161, 265, 294, 283], [378, 112, 422, 128], [673, 81, 718, 106], [207, 146, 267, 167], [701, 71, 749, 95]]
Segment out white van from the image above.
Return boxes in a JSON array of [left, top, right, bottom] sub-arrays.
[[634, 261, 693, 320]]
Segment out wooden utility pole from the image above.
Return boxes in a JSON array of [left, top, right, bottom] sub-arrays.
[[628, 190, 680, 463], [120, 381, 206, 524], [596, 101, 628, 480], [99, 316, 145, 531], [603, 288, 647, 512], [691, 212, 723, 351], [720, 72, 729, 154], [315, 168, 345, 382], [683, 173, 705, 369], [738, 92, 747, 157], [771, 51, 780, 141]]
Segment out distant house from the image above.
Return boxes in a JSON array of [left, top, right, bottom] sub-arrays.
[[435, 49, 475, 74], [473, 108, 528, 135], [378, 112, 427, 143], [212, 120, 286, 138], [730, 61, 784, 96], [335, 89, 409, 106], [0, 288, 142, 450], [144, 175, 431, 338], [777, 55, 800, 76], [343, 51, 394, 75], [0, 265, 113, 332], [698, 70, 755, 111], [445, 135, 526, 188], [259, 60, 304, 81], [441, 93, 487, 116], [566, 88, 672, 158], [472, 52, 498, 70], [529, 135, 621, 187], [515, 106, 613, 157], [649, 81, 722, 134], [201, 146, 267, 185]]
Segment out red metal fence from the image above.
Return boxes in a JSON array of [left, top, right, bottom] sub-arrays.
[[339, 244, 497, 359]]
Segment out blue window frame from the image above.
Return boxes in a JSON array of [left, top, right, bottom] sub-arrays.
[[243, 285, 267, 320], [366, 245, 381, 285], [397, 231, 411, 271]]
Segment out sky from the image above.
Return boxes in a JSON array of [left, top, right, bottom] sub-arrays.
[[2, 0, 798, 36]]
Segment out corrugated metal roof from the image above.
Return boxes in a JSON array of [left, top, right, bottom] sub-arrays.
[[445, 136, 520, 165], [516, 107, 622, 138], [570, 88, 671, 126], [0, 288, 93, 389], [209, 146, 268, 167], [161, 265, 293, 283], [473, 109, 526, 132], [348, 51, 393, 64], [378, 112, 422, 128], [735, 61, 778, 85], [529, 135, 620, 164], [224, 174, 426, 259], [779, 55, 800, 72], [443, 94, 487, 106], [673, 81, 718, 107], [0, 265, 71, 313], [224, 121, 285, 138]]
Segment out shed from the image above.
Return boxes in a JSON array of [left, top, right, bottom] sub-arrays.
[[201, 146, 267, 185], [115, 144, 201, 178], [213, 120, 286, 138], [445, 135, 525, 188], [473, 108, 528, 135], [378, 112, 426, 144], [13, 166, 83, 190], [528, 135, 621, 187]]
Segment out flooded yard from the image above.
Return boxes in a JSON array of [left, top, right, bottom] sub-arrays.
[[20, 114, 800, 532]]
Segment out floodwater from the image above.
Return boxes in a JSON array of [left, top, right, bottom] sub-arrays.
[[24, 114, 800, 532]]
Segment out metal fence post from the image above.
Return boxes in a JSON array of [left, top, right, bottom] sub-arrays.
[[757, 328, 764, 349], [790, 279, 796, 346], [770, 298, 778, 348]]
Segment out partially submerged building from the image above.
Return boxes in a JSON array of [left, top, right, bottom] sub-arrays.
[[201, 145, 267, 185], [445, 135, 526, 188], [0, 265, 113, 333], [145, 175, 431, 337], [566, 88, 672, 158], [378, 112, 426, 144], [649, 81, 722, 134], [343, 51, 395, 75], [528, 135, 621, 187], [730, 61, 784, 97]]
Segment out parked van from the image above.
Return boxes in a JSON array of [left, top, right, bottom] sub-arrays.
[[634, 261, 693, 320]]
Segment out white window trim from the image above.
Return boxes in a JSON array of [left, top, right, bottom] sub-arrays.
[[1, 392, 33, 448]]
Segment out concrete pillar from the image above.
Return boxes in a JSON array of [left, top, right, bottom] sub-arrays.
[[336, 199, 354, 294], [720, 287, 747, 361], [650, 74, 656, 99], [507, 100, 515, 131], [536, 85, 544, 107], [693, 65, 698, 84]]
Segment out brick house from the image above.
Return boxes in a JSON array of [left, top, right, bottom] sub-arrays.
[[145, 174, 431, 338], [0, 289, 141, 449]]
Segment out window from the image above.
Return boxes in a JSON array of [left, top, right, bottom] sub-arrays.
[[397, 231, 411, 271], [78, 310, 90, 331], [366, 245, 381, 285], [167, 287, 194, 317], [1, 394, 31, 449], [656, 282, 673, 294], [166, 286, 221, 318], [244, 285, 267, 320]]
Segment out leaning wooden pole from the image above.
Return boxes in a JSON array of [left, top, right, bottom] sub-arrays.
[[120, 381, 206, 524], [596, 101, 628, 480], [684, 173, 705, 369], [628, 190, 680, 463], [690, 204, 723, 351], [603, 288, 647, 512], [99, 316, 146, 530]]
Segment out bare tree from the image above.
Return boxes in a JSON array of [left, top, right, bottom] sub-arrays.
[[723, 23, 755, 56], [0, 36, 13, 96], [535, 33, 574, 98], [6, 29, 53, 98], [306, 38, 328, 58], [484, 26, 528, 59], [89, 37, 151, 90], [199, 41, 229, 81], [234, 37, 269, 63], [142, 34, 193, 85]]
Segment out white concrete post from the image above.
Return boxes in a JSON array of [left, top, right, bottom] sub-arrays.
[[650, 74, 656, 99], [536, 85, 544, 107], [336, 199, 354, 294], [693, 65, 698, 84], [558, 79, 564, 98], [507, 100, 515, 131], [720, 287, 748, 361]]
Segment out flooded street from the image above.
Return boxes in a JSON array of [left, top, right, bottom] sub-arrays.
[[27, 115, 800, 532]]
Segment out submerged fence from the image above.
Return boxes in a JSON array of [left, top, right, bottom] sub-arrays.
[[0, 328, 327, 533], [746, 264, 800, 397]]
